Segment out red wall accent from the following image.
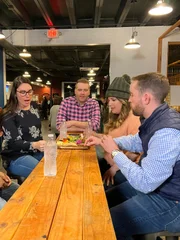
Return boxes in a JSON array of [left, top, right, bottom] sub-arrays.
[[33, 85, 50, 103]]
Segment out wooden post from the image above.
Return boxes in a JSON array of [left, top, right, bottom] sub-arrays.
[[157, 19, 180, 73]]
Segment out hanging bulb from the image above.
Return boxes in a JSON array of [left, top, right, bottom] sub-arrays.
[[148, 0, 173, 16], [19, 49, 31, 58]]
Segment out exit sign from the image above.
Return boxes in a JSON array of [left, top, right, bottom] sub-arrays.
[[47, 28, 60, 39]]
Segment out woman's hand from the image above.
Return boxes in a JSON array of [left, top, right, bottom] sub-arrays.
[[84, 136, 101, 146], [103, 164, 119, 186], [32, 140, 46, 152]]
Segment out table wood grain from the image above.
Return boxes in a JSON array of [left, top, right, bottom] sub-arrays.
[[0, 147, 116, 240]]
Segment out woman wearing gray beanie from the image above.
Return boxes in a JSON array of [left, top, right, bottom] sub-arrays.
[[94, 74, 140, 187]]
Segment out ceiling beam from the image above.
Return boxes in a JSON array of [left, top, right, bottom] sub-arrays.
[[0, 9, 12, 28], [42, 48, 71, 77], [140, 15, 151, 26], [94, 0, 104, 28], [139, 0, 158, 26], [34, 0, 54, 27], [116, 0, 132, 27], [65, 0, 77, 29], [2, 0, 32, 27]]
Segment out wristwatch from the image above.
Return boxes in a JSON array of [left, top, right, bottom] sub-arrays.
[[111, 149, 120, 158]]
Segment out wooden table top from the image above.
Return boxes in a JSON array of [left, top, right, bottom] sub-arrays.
[[0, 147, 116, 240]]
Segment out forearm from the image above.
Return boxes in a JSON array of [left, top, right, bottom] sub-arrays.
[[67, 126, 86, 132], [114, 133, 143, 153], [67, 120, 88, 129]]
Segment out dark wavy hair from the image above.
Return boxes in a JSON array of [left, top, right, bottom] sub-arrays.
[[0, 76, 32, 126]]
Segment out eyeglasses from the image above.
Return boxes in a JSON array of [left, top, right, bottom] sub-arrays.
[[16, 89, 33, 96]]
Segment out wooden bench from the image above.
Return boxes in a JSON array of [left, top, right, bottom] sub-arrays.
[[0, 147, 116, 240]]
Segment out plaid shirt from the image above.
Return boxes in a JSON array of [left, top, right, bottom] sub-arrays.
[[56, 96, 101, 131]]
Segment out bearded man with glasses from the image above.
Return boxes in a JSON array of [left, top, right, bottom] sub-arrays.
[[0, 76, 46, 178]]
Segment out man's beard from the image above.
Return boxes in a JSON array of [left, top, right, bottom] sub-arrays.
[[132, 105, 144, 117]]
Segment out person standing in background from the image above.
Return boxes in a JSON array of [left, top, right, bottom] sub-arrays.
[[0, 76, 46, 178], [49, 96, 62, 138], [56, 78, 101, 132], [41, 96, 48, 120]]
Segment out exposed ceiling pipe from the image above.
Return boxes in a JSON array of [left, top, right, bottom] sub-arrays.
[[34, 0, 54, 27]]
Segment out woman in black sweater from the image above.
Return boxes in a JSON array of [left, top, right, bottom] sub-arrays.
[[0, 76, 46, 177]]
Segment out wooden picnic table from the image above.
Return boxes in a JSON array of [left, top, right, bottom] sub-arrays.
[[0, 147, 116, 240]]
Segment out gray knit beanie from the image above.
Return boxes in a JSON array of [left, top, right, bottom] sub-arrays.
[[105, 74, 131, 100]]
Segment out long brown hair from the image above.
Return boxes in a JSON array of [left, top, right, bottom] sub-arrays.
[[104, 99, 131, 134], [0, 76, 32, 126]]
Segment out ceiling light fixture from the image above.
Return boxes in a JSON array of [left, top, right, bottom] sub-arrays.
[[89, 77, 95, 82], [0, 29, 5, 39], [23, 71, 31, 77], [87, 72, 96, 76], [149, 0, 173, 16], [46, 81, 51, 85], [125, 1, 140, 50], [124, 30, 140, 49], [19, 48, 31, 58], [36, 77, 42, 82], [19, 30, 31, 58]]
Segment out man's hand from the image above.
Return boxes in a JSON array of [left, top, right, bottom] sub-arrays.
[[84, 136, 101, 146], [103, 164, 120, 186], [100, 135, 119, 154]]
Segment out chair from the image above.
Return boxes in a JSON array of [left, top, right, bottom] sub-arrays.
[[134, 231, 180, 240]]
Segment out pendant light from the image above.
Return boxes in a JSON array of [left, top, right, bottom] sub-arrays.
[[19, 30, 31, 58], [46, 81, 51, 85], [124, 28, 140, 49], [19, 49, 31, 58], [124, 0, 140, 50], [0, 29, 5, 39], [23, 71, 31, 77], [87, 69, 96, 76], [36, 77, 42, 82], [149, 0, 173, 16]]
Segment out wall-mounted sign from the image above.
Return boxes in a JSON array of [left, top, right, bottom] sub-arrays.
[[47, 28, 60, 39]]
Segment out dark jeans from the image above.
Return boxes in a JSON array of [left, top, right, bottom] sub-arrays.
[[98, 158, 127, 189], [106, 181, 180, 240], [0, 182, 19, 209]]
